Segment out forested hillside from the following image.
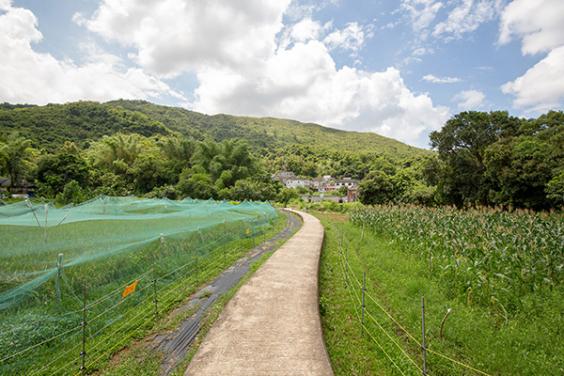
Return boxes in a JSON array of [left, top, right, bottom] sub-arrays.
[[1, 100, 562, 210]]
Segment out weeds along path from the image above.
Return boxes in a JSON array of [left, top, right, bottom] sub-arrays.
[[150, 211, 302, 375], [183, 209, 334, 376]]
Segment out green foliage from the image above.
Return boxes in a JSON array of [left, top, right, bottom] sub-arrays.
[[431, 110, 564, 209], [358, 171, 393, 205], [429, 111, 522, 207], [36, 153, 90, 195], [0, 133, 36, 189]]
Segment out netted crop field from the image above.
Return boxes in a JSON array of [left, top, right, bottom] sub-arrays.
[[350, 205, 564, 316], [0, 196, 278, 375]]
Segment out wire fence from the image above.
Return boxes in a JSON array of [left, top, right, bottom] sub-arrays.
[[330, 223, 492, 376], [0, 207, 282, 376]]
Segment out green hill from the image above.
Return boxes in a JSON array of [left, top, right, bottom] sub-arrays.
[[0, 100, 432, 161]]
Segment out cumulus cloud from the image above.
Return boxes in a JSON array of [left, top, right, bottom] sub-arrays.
[[454, 90, 486, 110], [0, 1, 181, 105], [81, 0, 291, 78], [401, 0, 444, 32], [433, 0, 503, 40], [498, 0, 564, 112], [498, 0, 564, 55], [323, 22, 369, 53], [423, 74, 461, 83], [501, 46, 564, 111]]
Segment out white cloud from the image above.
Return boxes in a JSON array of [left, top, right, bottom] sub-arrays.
[[433, 0, 503, 40], [401, 0, 444, 32], [290, 18, 322, 42], [454, 90, 486, 109], [498, 0, 564, 55], [0, 2, 181, 105], [423, 74, 461, 83], [323, 22, 368, 53], [81, 0, 291, 78], [501, 46, 564, 112]]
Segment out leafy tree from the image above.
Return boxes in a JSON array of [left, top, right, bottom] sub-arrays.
[[547, 172, 564, 208], [36, 153, 90, 195], [484, 137, 553, 209], [429, 111, 522, 207], [277, 187, 299, 207], [358, 171, 393, 205]]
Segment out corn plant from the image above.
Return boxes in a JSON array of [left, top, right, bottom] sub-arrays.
[[350, 205, 564, 317]]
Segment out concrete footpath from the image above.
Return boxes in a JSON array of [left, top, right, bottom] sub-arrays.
[[184, 209, 334, 376]]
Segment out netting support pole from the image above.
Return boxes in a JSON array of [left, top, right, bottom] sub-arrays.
[[241, 220, 244, 249], [194, 246, 199, 286], [152, 256, 158, 317], [56, 253, 63, 304], [361, 271, 366, 337], [422, 296, 428, 375], [223, 220, 227, 267], [79, 281, 87, 376]]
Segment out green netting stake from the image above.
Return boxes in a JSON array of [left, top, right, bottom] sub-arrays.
[[44, 204, 48, 243], [152, 256, 158, 317], [194, 245, 199, 285], [79, 281, 87, 376], [56, 253, 63, 304], [223, 220, 227, 266]]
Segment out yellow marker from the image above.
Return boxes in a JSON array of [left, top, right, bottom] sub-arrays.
[[122, 280, 138, 299]]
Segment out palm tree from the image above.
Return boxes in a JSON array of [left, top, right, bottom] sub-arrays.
[[0, 134, 35, 191]]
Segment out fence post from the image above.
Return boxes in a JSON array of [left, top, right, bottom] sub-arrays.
[[152, 256, 158, 317], [361, 271, 366, 337], [345, 245, 348, 285], [79, 281, 87, 375], [422, 296, 428, 375]]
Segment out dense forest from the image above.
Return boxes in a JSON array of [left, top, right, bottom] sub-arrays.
[[0, 100, 562, 210]]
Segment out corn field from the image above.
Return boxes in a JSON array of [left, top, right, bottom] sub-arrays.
[[350, 205, 564, 317]]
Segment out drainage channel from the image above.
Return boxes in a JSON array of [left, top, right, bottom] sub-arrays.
[[151, 211, 301, 375]]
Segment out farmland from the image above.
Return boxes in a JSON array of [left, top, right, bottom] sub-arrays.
[[0, 196, 281, 375], [317, 205, 564, 375]]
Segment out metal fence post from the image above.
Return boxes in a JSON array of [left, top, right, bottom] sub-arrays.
[[422, 296, 428, 375], [361, 271, 366, 337], [345, 245, 348, 285], [79, 281, 87, 375]]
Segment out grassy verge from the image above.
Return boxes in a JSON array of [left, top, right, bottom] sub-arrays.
[[316, 211, 564, 376]]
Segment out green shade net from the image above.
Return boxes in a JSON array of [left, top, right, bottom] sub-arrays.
[[0, 195, 277, 375]]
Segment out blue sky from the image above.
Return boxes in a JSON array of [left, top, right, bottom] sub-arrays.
[[1, 0, 563, 148]]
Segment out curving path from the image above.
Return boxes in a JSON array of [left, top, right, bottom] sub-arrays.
[[184, 209, 334, 376]]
